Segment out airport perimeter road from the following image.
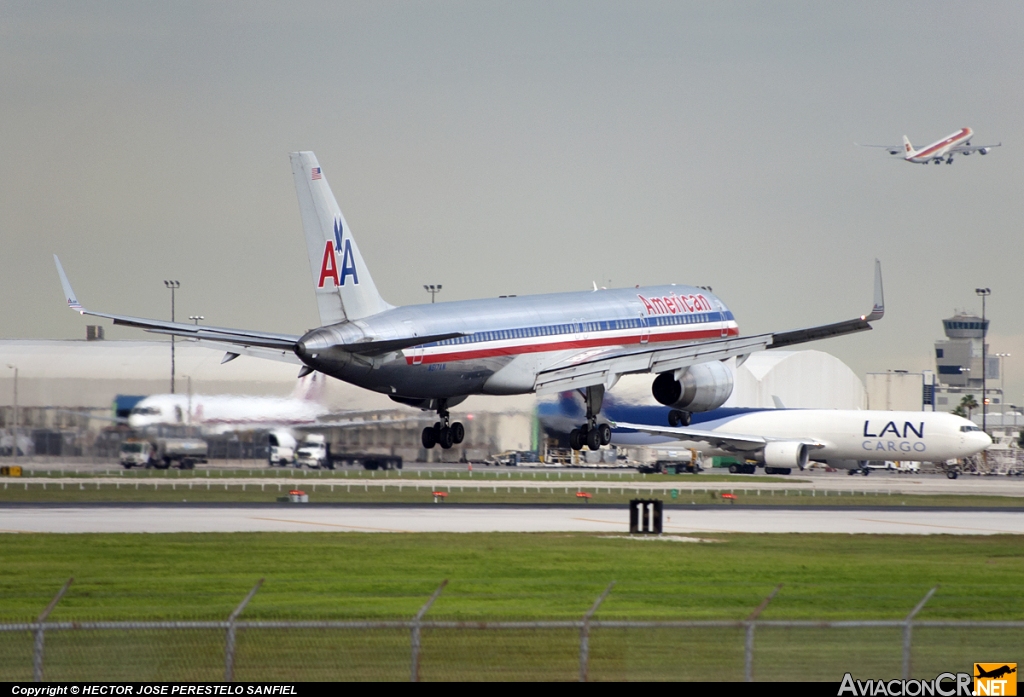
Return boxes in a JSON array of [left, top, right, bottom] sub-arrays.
[[2, 504, 1024, 534]]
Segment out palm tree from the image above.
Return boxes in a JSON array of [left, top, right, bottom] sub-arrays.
[[960, 394, 979, 420], [951, 405, 967, 418]]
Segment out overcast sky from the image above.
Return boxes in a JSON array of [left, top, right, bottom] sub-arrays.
[[3, 2, 1024, 402]]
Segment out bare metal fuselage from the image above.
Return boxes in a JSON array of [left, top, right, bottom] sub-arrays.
[[296, 285, 736, 401]]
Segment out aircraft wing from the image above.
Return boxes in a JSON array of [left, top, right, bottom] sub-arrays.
[[858, 143, 903, 155], [55, 256, 464, 359], [534, 334, 773, 394], [55, 256, 300, 351], [612, 421, 825, 452], [948, 143, 1001, 154], [534, 260, 884, 395]]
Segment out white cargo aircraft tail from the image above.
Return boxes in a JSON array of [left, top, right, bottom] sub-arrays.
[[289, 151, 392, 324]]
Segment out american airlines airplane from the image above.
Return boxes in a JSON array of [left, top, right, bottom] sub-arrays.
[[861, 127, 1000, 165], [54, 152, 884, 453]]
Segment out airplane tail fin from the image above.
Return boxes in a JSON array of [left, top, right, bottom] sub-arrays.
[[902, 136, 916, 158], [290, 151, 392, 325]]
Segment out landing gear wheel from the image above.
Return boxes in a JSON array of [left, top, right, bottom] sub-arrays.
[[451, 421, 465, 444], [438, 426, 455, 449], [947, 470, 959, 480], [668, 410, 691, 427], [598, 423, 612, 446], [421, 426, 437, 449], [569, 429, 583, 451], [743, 464, 756, 474], [729, 464, 739, 474], [861, 468, 870, 476], [765, 467, 776, 475], [586, 428, 602, 451], [847, 468, 857, 476]]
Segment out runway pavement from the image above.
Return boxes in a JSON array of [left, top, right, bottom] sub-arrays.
[[2, 504, 1023, 534]]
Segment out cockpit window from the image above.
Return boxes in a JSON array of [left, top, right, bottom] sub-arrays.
[[960, 425, 982, 432], [131, 407, 160, 416]]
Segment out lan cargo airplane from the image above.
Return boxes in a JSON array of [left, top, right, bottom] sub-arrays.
[[862, 127, 1000, 165], [612, 410, 991, 476], [55, 152, 885, 453]]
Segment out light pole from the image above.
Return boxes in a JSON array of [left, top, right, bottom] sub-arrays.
[[164, 280, 180, 393], [189, 315, 204, 326], [996, 353, 1011, 418], [976, 288, 991, 434], [5, 365, 16, 462], [423, 284, 442, 303]]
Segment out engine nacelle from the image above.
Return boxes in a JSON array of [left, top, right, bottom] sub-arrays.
[[980, 148, 989, 155], [651, 361, 733, 413], [760, 441, 809, 469]]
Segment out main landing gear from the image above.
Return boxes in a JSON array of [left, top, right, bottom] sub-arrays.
[[668, 409, 691, 427], [569, 386, 612, 452], [421, 400, 466, 450]]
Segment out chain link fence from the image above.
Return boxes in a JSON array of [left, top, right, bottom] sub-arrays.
[[1, 579, 1021, 682]]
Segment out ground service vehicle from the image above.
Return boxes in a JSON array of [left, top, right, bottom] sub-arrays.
[[120, 438, 208, 469], [294, 434, 329, 469], [268, 431, 297, 466], [638, 459, 702, 475]]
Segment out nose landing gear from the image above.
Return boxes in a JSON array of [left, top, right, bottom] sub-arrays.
[[569, 386, 612, 451], [420, 401, 466, 450]]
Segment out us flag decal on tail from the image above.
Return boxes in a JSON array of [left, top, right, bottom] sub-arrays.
[[311, 167, 322, 180]]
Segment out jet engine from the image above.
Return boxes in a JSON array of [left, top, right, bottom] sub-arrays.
[[651, 361, 733, 413], [759, 441, 809, 469]]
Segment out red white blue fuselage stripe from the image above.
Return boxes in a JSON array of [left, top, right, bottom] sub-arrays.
[[405, 311, 739, 364]]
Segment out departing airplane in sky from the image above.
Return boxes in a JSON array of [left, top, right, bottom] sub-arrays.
[[861, 127, 1001, 164], [540, 390, 991, 474], [54, 152, 884, 453]]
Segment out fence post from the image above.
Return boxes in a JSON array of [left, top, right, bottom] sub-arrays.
[[744, 583, 782, 683], [410, 580, 448, 683], [579, 581, 615, 682], [33, 577, 73, 683], [224, 579, 263, 682], [902, 586, 938, 680]]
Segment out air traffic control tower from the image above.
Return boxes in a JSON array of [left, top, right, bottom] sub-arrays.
[[933, 311, 1001, 410]]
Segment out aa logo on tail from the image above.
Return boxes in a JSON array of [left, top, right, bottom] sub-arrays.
[[318, 218, 359, 288]]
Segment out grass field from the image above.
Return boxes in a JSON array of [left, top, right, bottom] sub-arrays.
[[4, 532, 1023, 621], [1, 532, 1021, 680]]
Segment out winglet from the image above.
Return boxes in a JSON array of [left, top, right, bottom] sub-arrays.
[[862, 259, 884, 322], [53, 255, 83, 312]]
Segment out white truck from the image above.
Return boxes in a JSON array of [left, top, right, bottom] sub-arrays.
[[294, 434, 329, 469], [120, 438, 208, 470], [267, 430, 298, 467]]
